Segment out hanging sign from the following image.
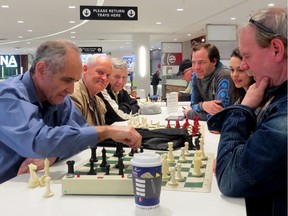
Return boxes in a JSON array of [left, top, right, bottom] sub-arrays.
[[80, 6, 138, 21]]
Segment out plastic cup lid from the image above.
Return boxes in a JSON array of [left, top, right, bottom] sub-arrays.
[[130, 153, 162, 167]]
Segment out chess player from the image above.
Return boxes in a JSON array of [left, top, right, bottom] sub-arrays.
[[98, 58, 140, 125], [0, 39, 141, 184], [70, 54, 112, 126], [182, 43, 235, 121], [207, 7, 287, 216]]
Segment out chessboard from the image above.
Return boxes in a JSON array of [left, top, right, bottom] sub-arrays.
[[61, 147, 214, 195]]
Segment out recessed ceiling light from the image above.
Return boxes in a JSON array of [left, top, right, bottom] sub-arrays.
[[71, 36, 75, 39], [27, 29, 33, 32], [174, 39, 178, 41], [156, 22, 162, 25], [187, 34, 191, 36], [71, 32, 76, 34], [268, 3, 275, 7], [1, 5, 9, 8], [17, 21, 24, 24], [69, 21, 75, 24], [18, 36, 23, 39], [230, 17, 236, 20], [68, 6, 76, 9], [177, 8, 184, 12]]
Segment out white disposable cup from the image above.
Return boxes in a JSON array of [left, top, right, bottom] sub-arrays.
[[130, 153, 162, 209]]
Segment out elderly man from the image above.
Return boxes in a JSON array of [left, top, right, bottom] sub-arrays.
[[207, 7, 287, 216], [98, 58, 140, 125], [70, 55, 112, 126]]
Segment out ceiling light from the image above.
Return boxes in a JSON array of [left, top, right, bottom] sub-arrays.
[[27, 30, 33, 32], [71, 36, 75, 39], [71, 32, 76, 34], [17, 21, 24, 24], [230, 17, 236, 20], [68, 6, 76, 9], [69, 21, 75, 24], [1, 5, 9, 8], [156, 22, 162, 25], [18, 36, 23, 39], [187, 34, 191, 36], [177, 8, 184, 12], [268, 3, 275, 7]]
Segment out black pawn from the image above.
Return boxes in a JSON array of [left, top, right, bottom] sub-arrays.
[[105, 164, 110, 175], [90, 147, 98, 162], [118, 158, 124, 176], [66, 160, 75, 174], [129, 148, 135, 157], [87, 159, 96, 175], [100, 148, 107, 168], [114, 142, 124, 157], [140, 146, 144, 153]]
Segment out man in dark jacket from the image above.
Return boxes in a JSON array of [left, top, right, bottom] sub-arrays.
[[207, 7, 287, 216], [151, 70, 161, 95], [98, 58, 140, 125]]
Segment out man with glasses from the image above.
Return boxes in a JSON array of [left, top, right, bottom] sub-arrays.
[[176, 59, 193, 101], [207, 7, 287, 216], [183, 43, 234, 120], [98, 58, 140, 125]]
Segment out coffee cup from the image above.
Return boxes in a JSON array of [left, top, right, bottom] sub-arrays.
[[130, 153, 162, 209]]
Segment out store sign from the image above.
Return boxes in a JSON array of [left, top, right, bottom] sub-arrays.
[[0, 55, 18, 68], [80, 6, 138, 21]]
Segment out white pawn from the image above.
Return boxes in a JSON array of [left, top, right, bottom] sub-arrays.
[[192, 157, 203, 177], [184, 142, 192, 156], [161, 154, 170, 180], [179, 147, 187, 163], [175, 163, 185, 182], [27, 163, 40, 188], [167, 142, 175, 163], [43, 176, 54, 198], [168, 167, 178, 186], [199, 137, 208, 160]]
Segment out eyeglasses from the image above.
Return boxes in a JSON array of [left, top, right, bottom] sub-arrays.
[[181, 67, 192, 76], [249, 17, 276, 35]]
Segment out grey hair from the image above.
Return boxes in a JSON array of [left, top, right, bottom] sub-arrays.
[[86, 54, 111, 67], [112, 58, 128, 70], [249, 7, 287, 56], [29, 39, 81, 74]]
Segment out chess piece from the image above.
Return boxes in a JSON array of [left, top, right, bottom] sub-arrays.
[[118, 158, 124, 176], [168, 167, 178, 186], [100, 148, 108, 167], [175, 120, 180, 128], [39, 158, 50, 186], [184, 142, 192, 156], [166, 120, 171, 128], [167, 142, 175, 163], [128, 148, 135, 156], [161, 154, 170, 180], [66, 160, 75, 178], [179, 147, 187, 163], [87, 159, 96, 175], [175, 163, 185, 182], [105, 164, 110, 175], [43, 177, 54, 198], [90, 147, 98, 162], [27, 163, 40, 188], [199, 137, 208, 160], [192, 157, 203, 177]]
